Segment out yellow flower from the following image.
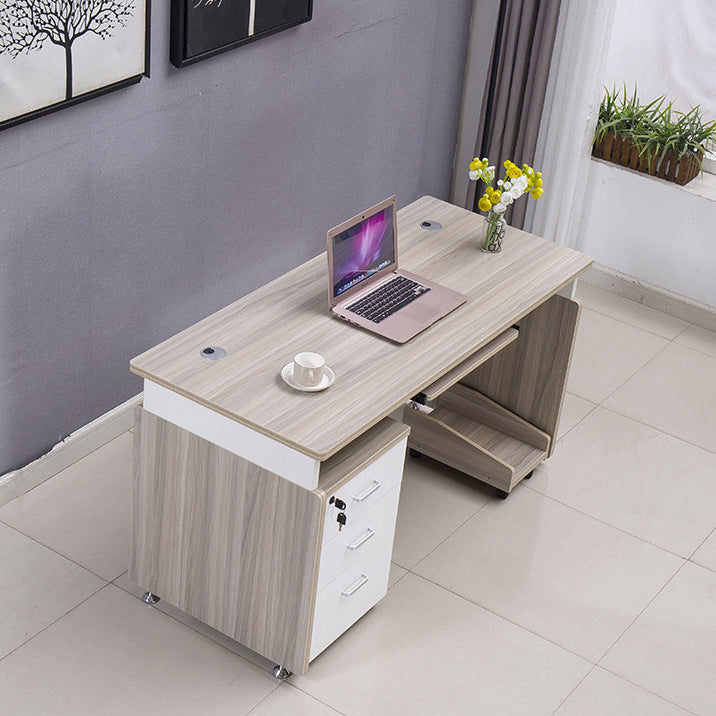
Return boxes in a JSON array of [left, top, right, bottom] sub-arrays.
[[530, 187, 544, 199], [478, 196, 492, 212], [491, 189, 502, 202], [469, 158, 481, 171]]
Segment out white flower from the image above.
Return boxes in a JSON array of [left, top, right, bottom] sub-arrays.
[[469, 170, 478, 181], [502, 193, 513, 206], [503, 180, 512, 190], [509, 186, 522, 200], [497, 179, 504, 187], [494, 202, 507, 213], [514, 175, 529, 191]]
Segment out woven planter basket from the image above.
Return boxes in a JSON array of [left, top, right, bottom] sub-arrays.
[[592, 130, 703, 186]]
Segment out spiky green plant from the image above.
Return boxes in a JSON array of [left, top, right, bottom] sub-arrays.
[[593, 86, 716, 174]]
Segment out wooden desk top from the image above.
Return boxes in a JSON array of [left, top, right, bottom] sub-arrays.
[[130, 197, 592, 460]]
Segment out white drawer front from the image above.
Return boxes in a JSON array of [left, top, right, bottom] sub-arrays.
[[317, 485, 401, 590], [322, 438, 406, 543], [309, 533, 393, 661]]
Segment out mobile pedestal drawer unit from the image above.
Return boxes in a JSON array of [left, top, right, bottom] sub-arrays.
[[131, 396, 408, 678]]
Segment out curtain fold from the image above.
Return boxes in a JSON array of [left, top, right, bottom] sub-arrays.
[[524, 0, 616, 247], [470, 0, 562, 228]]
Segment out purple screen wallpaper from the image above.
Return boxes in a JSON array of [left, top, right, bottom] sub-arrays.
[[332, 208, 394, 298]]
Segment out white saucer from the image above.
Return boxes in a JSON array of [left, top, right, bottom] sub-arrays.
[[281, 363, 336, 392]]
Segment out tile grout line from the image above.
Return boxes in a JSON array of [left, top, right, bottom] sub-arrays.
[[667, 340, 716, 361], [1, 429, 134, 506], [394, 494, 492, 572], [0, 518, 116, 584], [520, 481, 694, 561], [0, 581, 110, 666], [279, 683, 348, 716], [242, 682, 285, 715], [687, 522, 716, 576], [579, 303, 690, 341], [388, 562, 410, 590], [596, 664, 700, 716], [594, 317, 716, 424], [408, 570, 595, 664], [110, 574, 283, 679], [591, 337, 673, 410], [594, 403, 716, 457], [554, 399, 599, 444], [548, 663, 598, 716], [594, 559, 687, 666], [112, 575, 344, 715]]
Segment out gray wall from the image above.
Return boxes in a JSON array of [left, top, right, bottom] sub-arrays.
[[0, 0, 473, 474]]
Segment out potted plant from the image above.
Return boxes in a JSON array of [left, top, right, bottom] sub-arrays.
[[592, 86, 716, 186]]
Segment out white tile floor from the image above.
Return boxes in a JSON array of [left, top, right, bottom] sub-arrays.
[[1, 283, 715, 715]]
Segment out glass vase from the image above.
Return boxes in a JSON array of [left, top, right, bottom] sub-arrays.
[[481, 211, 506, 253]]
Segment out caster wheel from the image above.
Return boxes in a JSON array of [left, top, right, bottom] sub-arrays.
[[495, 488, 509, 500], [523, 470, 533, 480], [272, 665, 292, 680], [409, 448, 422, 458], [142, 591, 160, 605]]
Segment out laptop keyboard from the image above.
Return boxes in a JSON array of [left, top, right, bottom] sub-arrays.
[[346, 276, 430, 323]]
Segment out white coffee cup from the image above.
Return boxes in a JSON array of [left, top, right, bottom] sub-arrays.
[[293, 352, 326, 387]]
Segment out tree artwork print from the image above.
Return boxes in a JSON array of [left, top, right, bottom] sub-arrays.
[[0, 0, 148, 129]]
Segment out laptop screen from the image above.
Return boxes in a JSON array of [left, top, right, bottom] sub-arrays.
[[331, 206, 395, 300]]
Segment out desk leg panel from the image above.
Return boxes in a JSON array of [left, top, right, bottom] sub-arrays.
[[461, 294, 581, 456], [130, 408, 323, 674]]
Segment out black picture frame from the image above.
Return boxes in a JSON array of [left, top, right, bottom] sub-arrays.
[[0, 1, 151, 132], [170, 0, 312, 69]]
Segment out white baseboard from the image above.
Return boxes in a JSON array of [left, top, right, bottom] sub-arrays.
[[0, 393, 142, 508], [581, 264, 716, 332]]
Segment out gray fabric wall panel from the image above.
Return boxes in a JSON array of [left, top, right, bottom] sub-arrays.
[[0, 0, 472, 473]]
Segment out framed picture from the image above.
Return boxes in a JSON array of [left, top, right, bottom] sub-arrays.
[[0, 0, 150, 131], [171, 0, 312, 68]]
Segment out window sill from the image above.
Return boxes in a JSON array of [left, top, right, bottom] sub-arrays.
[[590, 157, 716, 204]]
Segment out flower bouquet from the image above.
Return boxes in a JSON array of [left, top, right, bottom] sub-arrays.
[[468, 158, 544, 252]]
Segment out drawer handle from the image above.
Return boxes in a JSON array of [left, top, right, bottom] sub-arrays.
[[346, 527, 375, 551], [341, 574, 369, 596], [353, 480, 381, 502]]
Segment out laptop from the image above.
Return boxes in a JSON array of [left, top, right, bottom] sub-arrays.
[[327, 196, 466, 343]]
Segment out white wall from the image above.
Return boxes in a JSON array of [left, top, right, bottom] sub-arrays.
[[579, 160, 716, 307], [603, 0, 716, 117]]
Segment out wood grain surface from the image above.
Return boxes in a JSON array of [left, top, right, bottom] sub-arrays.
[[439, 384, 550, 451], [461, 294, 581, 456], [317, 418, 410, 497], [130, 408, 323, 674], [422, 327, 519, 401], [403, 407, 514, 489], [130, 197, 592, 460]]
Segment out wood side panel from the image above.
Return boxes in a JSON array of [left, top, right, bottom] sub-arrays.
[[422, 327, 519, 401], [439, 384, 550, 451], [461, 295, 581, 455], [403, 408, 514, 488], [130, 408, 322, 674], [130, 197, 592, 460]]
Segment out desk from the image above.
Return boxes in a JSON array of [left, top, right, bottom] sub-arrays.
[[129, 196, 592, 676]]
